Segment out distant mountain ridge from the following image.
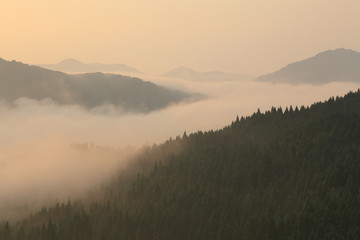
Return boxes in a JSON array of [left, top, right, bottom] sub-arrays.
[[165, 67, 252, 81], [257, 48, 360, 84], [38, 58, 142, 74], [0, 58, 200, 113]]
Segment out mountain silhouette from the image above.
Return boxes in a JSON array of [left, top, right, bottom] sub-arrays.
[[257, 48, 360, 84], [0, 58, 200, 112], [38, 58, 142, 74], [165, 67, 252, 81]]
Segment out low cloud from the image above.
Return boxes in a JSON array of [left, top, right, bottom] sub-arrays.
[[0, 78, 359, 221]]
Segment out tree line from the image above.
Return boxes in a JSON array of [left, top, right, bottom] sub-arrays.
[[2, 90, 360, 240]]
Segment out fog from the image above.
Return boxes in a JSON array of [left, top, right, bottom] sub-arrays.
[[1, 77, 359, 221]]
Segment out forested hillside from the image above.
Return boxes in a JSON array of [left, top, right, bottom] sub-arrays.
[[2, 90, 360, 240]]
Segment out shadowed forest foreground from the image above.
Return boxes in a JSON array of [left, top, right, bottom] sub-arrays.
[[1, 90, 360, 240]]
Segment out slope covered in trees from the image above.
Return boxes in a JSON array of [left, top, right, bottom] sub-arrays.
[[2, 90, 360, 240]]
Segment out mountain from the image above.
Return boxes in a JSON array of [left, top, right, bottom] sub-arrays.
[[0, 58, 200, 112], [257, 48, 360, 84], [38, 58, 142, 74], [165, 66, 252, 81], [4, 89, 360, 240]]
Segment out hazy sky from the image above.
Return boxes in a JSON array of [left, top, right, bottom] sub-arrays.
[[1, 0, 360, 75]]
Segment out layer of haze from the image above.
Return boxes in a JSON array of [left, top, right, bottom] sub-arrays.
[[1, 75, 360, 221], [1, 0, 360, 75], [2, 0, 360, 222]]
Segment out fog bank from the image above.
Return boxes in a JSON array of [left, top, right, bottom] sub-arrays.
[[0, 78, 359, 221]]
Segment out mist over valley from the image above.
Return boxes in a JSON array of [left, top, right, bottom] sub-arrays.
[[2, 0, 360, 237], [1, 50, 360, 226]]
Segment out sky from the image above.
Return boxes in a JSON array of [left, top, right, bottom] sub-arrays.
[[1, 0, 360, 75]]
